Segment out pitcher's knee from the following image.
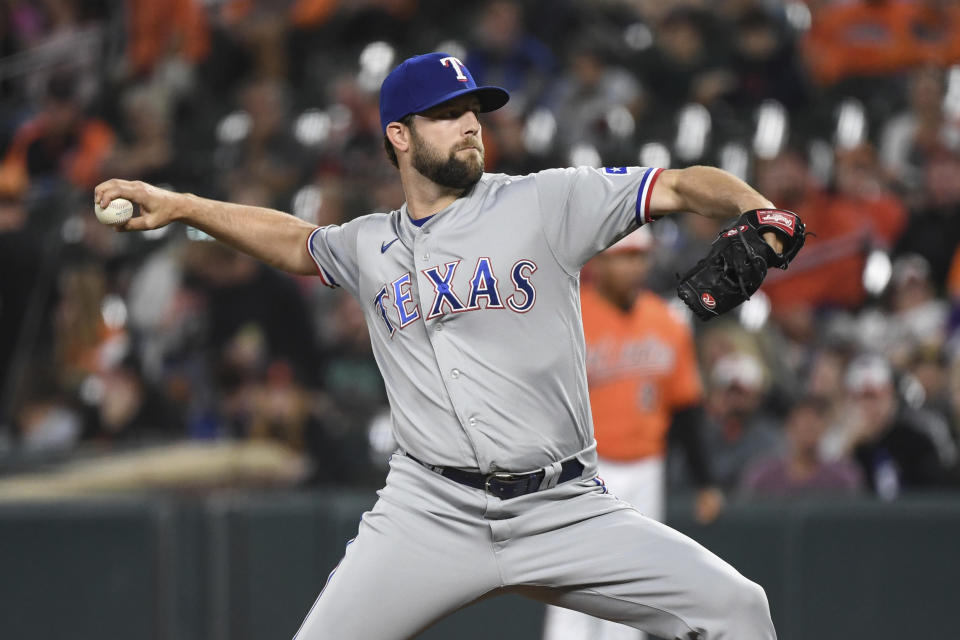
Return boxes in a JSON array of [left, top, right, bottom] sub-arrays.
[[726, 579, 774, 637], [740, 580, 773, 623], [698, 573, 774, 639]]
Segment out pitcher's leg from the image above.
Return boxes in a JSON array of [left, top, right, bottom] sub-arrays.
[[295, 458, 501, 640], [508, 486, 775, 640], [542, 459, 664, 640]]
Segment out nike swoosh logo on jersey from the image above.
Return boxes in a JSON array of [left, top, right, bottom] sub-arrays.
[[381, 237, 399, 253]]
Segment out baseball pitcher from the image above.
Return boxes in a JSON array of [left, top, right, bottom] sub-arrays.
[[95, 52, 804, 640]]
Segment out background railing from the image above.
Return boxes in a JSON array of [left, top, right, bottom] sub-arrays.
[[2, 492, 956, 640]]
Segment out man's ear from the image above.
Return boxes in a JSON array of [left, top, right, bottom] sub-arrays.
[[386, 122, 410, 154]]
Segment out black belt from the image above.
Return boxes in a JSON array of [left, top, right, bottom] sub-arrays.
[[406, 453, 585, 500]]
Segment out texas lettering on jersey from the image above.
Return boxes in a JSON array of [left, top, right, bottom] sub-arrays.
[[372, 257, 538, 335]]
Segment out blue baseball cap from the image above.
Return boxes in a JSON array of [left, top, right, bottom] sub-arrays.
[[379, 52, 510, 133]]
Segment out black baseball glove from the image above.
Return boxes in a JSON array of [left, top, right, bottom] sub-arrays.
[[676, 208, 806, 321]]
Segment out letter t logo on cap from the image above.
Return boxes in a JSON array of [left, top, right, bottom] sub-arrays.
[[440, 56, 468, 82]]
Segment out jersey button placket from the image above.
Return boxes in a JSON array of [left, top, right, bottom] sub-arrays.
[[414, 230, 430, 262], [450, 368, 460, 379]]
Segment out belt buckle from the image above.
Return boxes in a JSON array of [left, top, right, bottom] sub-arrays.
[[484, 471, 519, 494], [483, 471, 523, 496]]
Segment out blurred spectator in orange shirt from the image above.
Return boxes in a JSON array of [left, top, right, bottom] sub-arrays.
[[804, 0, 935, 87], [908, 0, 960, 68], [579, 227, 721, 523], [761, 144, 907, 311], [0, 72, 114, 192], [544, 226, 721, 640], [125, 0, 210, 78]]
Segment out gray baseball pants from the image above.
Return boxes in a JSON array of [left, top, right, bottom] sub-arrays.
[[293, 453, 775, 640]]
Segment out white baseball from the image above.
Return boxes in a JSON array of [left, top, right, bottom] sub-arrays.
[[94, 198, 134, 225]]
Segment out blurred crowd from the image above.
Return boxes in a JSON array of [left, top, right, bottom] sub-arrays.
[[1, 0, 960, 498]]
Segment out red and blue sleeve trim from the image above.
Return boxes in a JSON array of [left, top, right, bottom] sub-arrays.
[[306, 226, 340, 289], [634, 167, 663, 226]]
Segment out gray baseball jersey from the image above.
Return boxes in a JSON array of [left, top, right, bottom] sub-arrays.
[[296, 165, 776, 640], [307, 166, 662, 473]]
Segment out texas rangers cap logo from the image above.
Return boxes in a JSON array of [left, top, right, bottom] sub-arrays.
[[440, 56, 469, 82], [756, 210, 796, 236], [700, 292, 717, 310]]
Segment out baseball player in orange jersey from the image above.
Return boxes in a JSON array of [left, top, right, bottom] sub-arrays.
[[544, 226, 722, 640]]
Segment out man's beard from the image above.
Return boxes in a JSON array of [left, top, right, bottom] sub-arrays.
[[410, 129, 484, 191]]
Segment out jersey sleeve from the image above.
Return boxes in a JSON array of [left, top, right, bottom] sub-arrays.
[[306, 220, 362, 294], [534, 166, 662, 273]]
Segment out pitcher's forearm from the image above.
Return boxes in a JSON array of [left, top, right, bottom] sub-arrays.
[[95, 179, 322, 275], [175, 193, 318, 274], [651, 166, 775, 220]]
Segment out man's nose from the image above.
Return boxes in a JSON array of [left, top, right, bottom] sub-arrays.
[[461, 110, 480, 135]]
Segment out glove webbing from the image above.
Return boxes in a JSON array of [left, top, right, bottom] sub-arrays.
[[731, 231, 766, 300]]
